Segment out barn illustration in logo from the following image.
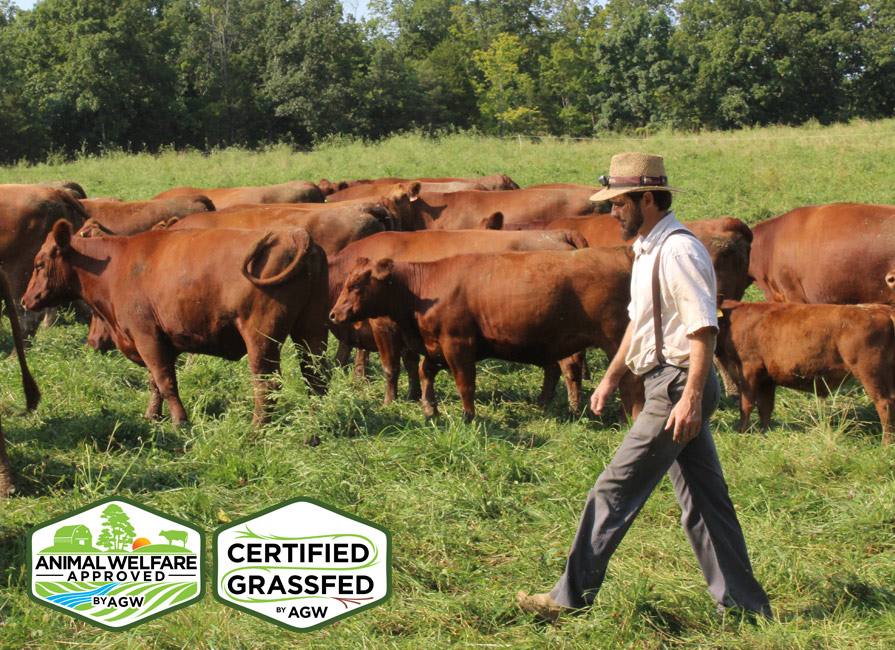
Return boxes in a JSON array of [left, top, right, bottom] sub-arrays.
[[27, 497, 205, 631]]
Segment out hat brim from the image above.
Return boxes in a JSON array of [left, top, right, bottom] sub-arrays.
[[589, 185, 685, 202]]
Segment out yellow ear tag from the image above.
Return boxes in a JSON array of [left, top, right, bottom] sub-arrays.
[[717, 309, 724, 318]]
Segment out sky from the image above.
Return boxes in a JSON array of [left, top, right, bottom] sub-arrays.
[[12, 1, 373, 20]]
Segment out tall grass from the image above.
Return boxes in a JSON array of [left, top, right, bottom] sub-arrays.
[[0, 122, 894, 649]]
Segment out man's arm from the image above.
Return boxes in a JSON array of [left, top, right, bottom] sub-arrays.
[[590, 321, 634, 415], [664, 326, 715, 443]]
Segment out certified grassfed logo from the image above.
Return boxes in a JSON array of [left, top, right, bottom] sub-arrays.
[[27, 497, 204, 631], [214, 497, 391, 631]]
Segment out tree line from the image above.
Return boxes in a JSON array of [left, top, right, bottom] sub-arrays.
[[1, 0, 894, 164]]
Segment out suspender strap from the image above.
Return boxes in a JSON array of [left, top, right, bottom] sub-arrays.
[[652, 229, 700, 365]]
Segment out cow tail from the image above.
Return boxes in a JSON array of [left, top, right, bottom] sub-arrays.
[[242, 229, 311, 287], [0, 269, 40, 411]]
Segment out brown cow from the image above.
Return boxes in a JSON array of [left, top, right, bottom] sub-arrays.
[[716, 300, 895, 444], [328, 229, 591, 406], [538, 214, 754, 302], [152, 181, 324, 208], [320, 174, 519, 194], [326, 181, 491, 202], [393, 186, 602, 230], [750, 203, 895, 304], [78, 195, 215, 236], [24, 221, 329, 424], [37, 180, 87, 199], [330, 248, 636, 421], [0, 185, 89, 300], [0, 268, 41, 495], [167, 203, 394, 256]]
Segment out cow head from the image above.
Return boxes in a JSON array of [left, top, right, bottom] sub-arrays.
[[385, 182, 423, 230], [329, 257, 395, 324], [22, 220, 80, 311]]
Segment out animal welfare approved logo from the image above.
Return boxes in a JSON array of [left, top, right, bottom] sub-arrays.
[[27, 497, 205, 631], [213, 497, 391, 631]]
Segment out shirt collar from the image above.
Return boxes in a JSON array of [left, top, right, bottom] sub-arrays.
[[632, 211, 678, 257]]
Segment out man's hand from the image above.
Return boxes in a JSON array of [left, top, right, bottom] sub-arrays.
[[665, 391, 702, 443], [590, 375, 619, 415]]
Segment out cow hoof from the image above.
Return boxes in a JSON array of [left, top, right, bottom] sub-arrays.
[[407, 388, 422, 402], [883, 433, 893, 446], [0, 476, 16, 497]]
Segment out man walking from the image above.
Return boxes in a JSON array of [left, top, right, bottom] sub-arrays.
[[516, 152, 770, 622]]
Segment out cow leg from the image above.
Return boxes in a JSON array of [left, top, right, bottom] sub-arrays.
[[715, 357, 741, 400], [443, 342, 477, 423], [537, 363, 560, 408], [559, 352, 585, 414], [292, 321, 329, 397], [617, 370, 645, 422], [420, 357, 440, 418], [756, 382, 776, 430], [144, 375, 163, 420], [738, 386, 757, 433], [0, 426, 16, 496], [403, 349, 422, 401], [353, 349, 370, 381], [138, 344, 188, 425], [244, 338, 282, 425], [849, 367, 895, 445], [371, 325, 403, 405], [334, 340, 352, 368]]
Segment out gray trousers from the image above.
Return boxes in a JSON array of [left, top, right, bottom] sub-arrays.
[[550, 365, 770, 615]]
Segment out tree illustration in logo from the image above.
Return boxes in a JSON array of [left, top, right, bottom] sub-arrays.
[[97, 504, 135, 551]]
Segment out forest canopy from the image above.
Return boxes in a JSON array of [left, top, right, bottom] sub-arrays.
[[1, 1, 893, 163]]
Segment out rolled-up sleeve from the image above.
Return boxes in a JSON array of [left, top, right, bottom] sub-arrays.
[[664, 247, 718, 335]]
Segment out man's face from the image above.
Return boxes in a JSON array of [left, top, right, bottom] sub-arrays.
[[610, 194, 643, 240]]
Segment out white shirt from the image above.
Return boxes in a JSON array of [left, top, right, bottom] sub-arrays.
[[625, 212, 718, 375]]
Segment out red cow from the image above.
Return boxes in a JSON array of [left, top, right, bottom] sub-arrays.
[[152, 181, 324, 208], [716, 300, 895, 444], [24, 221, 329, 424], [0, 268, 41, 495], [319, 174, 519, 195], [78, 195, 215, 236], [167, 203, 394, 256], [330, 248, 636, 421], [750, 203, 895, 304], [328, 229, 591, 406]]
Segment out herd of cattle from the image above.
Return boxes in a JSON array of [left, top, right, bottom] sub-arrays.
[[0, 175, 893, 493]]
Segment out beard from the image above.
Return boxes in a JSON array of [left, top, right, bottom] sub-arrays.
[[619, 204, 644, 240]]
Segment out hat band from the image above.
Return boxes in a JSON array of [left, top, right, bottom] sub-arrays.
[[608, 174, 667, 188]]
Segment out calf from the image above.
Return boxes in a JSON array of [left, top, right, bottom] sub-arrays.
[[159, 529, 188, 546], [24, 220, 329, 424], [715, 300, 895, 443], [330, 248, 637, 421]]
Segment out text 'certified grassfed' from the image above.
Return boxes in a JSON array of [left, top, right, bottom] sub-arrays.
[[213, 498, 391, 632]]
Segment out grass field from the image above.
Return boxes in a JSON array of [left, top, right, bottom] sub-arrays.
[[0, 122, 894, 649]]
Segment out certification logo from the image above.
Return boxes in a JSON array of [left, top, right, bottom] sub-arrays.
[[213, 497, 391, 631], [27, 497, 205, 631]]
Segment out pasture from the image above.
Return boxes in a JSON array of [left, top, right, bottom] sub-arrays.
[[0, 122, 894, 649]]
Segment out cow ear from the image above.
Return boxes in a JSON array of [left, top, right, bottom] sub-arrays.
[[373, 258, 394, 280], [52, 219, 73, 251]]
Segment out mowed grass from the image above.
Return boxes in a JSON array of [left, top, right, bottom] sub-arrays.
[[0, 123, 893, 649]]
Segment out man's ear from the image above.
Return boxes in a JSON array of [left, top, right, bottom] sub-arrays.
[[407, 181, 421, 202], [52, 219, 73, 251], [373, 258, 394, 280]]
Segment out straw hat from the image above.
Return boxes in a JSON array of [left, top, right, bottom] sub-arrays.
[[589, 152, 685, 201]]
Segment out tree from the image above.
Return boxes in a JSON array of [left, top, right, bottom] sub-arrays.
[[472, 32, 540, 135], [100, 504, 135, 552]]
